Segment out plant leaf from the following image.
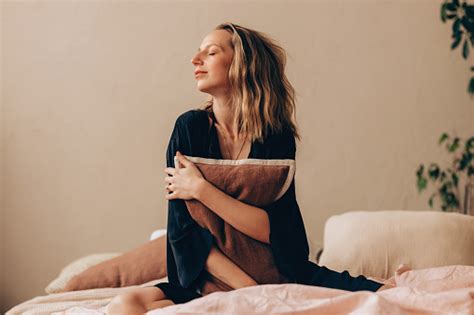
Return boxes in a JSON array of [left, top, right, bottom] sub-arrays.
[[453, 18, 462, 35], [466, 4, 474, 17], [417, 176, 427, 192], [428, 193, 436, 208], [446, 3, 458, 12], [449, 137, 460, 152], [442, 3, 448, 22], [449, 192, 460, 209], [452, 173, 459, 187], [428, 163, 440, 180], [463, 38, 470, 59], [469, 77, 474, 95], [459, 151, 473, 170], [416, 164, 424, 177], [466, 137, 474, 152], [452, 34, 463, 49], [447, 13, 458, 19], [439, 132, 449, 144], [468, 165, 474, 176]]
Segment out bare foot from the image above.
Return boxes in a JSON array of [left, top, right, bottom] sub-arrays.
[[395, 264, 411, 276]]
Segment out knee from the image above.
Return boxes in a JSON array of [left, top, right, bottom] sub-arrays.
[[106, 292, 142, 315], [112, 292, 141, 305]]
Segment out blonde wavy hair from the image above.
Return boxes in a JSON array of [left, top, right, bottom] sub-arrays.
[[198, 22, 301, 144]]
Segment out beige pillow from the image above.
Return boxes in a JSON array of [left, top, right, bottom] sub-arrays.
[[45, 253, 121, 293], [319, 210, 474, 280], [46, 235, 167, 293]]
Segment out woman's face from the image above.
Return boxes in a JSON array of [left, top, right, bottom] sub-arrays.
[[191, 30, 234, 95]]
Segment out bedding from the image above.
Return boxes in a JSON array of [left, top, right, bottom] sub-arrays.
[[7, 265, 474, 314], [146, 265, 474, 315], [5, 278, 168, 315]]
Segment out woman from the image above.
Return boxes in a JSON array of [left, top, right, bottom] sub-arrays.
[[107, 22, 393, 315]]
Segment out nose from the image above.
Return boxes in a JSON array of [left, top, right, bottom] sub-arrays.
[[191, 53, 203, 65]]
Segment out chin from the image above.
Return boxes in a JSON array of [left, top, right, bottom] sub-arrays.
[[195, 83, 214, 94], [196, 86, 210, 93], [195, 80, 227, 95]]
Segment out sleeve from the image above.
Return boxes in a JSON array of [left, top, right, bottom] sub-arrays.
[[263, 178, 311, 279], [260, 130, 310, 281], [303, 262, 383, 292], [261, 129, 383, 292], [165, 117, 214, 289]]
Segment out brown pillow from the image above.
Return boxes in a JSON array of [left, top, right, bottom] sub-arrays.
[[62, 235, 167, 291], [45, 252, 122, 293], [181, 156, 295, 295]]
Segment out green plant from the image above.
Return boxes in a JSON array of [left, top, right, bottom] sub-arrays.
[[416, 133, 474, 211], [441, 0, 474, 95]]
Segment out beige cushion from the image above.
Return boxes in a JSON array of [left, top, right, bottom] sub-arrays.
[[319, 210, 474, 280], [45, 253, 121, 293]]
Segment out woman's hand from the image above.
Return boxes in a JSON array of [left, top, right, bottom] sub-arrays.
[[376, 264, 412, 292], [164, 151, 206, 200], [376, 282, 396, 291]]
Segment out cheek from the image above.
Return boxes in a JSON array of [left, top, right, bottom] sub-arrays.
[[203, 64, 229, 84], [217, 60, 233, 80], [210, 56, 232, 73], [210, 60, 229, 75]]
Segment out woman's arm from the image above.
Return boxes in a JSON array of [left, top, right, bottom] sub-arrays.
[[204, 243, 258, 289], [170, 151, 271, 244], [195, 179, 270, 244]]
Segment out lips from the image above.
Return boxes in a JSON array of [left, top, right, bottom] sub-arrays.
[[194, 71, 207, 79]]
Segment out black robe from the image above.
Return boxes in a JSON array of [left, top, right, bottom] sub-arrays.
[[164, 109, 383, 296]]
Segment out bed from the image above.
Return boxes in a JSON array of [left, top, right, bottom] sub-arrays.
[[6, 210, 474, 315]]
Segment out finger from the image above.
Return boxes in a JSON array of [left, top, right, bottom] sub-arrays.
[[174, 156, 181, 169], [164, 176, 173, 184], [164, 167, 176, 176], [176, 151, 192, 167]]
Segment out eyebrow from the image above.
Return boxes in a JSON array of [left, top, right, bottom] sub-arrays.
[[197, 44, 222, 52]]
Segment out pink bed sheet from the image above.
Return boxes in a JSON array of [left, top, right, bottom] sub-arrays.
[[148, 265, 474, 315]]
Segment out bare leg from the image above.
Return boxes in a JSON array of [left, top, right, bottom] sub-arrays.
[[146, 299, 175, 310], [107, 287, 175, 315]]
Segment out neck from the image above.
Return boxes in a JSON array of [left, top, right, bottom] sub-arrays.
[[211, 95, 239, 139]]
